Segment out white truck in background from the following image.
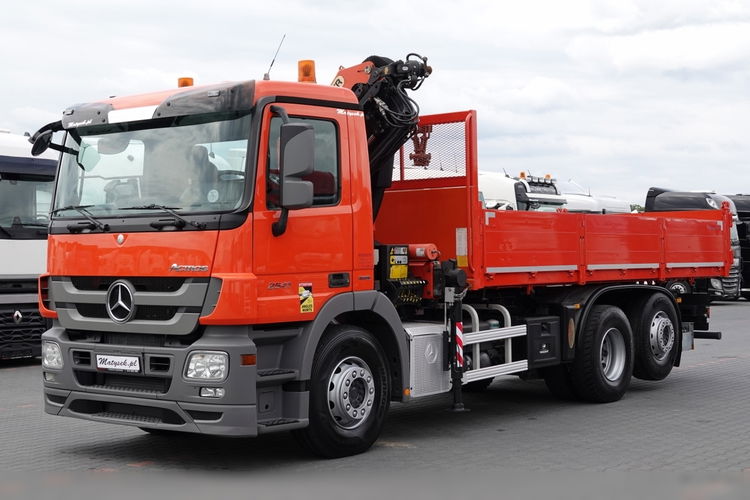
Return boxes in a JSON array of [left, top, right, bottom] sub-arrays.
[[478, 171, 565, 211], [478, 171, 631, 214], [556, 179, 632, 214], [0, 130, 57, 359]]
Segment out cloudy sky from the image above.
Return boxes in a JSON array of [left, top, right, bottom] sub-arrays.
[[2, 0, 749, 205]]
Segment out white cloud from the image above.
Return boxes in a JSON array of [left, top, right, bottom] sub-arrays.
[[568, 22, 750, 74]]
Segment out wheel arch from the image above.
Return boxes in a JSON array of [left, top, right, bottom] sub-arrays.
[[281, 291, 409, 401]]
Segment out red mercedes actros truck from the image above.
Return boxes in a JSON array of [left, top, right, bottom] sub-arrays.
[[31, 54, 730, 458]]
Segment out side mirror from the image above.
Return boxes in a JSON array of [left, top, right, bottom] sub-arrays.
[[278, 122, 314, 209], [31, 130, 53, 156]]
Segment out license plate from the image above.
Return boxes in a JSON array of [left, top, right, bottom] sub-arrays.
[[96, 354, 141, 373]]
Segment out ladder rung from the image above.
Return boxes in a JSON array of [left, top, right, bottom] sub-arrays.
[[462, 360, 528, 383], [463, 325, 526, 345]]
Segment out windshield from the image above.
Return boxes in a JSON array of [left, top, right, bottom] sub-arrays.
[[53, 112, 251, 217], [0, 168, 54, 239]]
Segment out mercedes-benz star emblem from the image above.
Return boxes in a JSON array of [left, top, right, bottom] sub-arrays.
[[106, 280, 136, 323], [13, 310, 22, 324]]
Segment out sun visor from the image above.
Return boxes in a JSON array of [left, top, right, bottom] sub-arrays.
[[62, 102, 115, 129], [152, 81, 255, 119]]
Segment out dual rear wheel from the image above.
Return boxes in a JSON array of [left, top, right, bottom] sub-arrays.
[[543, 293, 678, 402]]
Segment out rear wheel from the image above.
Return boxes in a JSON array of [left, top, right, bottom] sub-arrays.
[[293, 325, 390, 458], [571, 305, 633, 403], [666, 280, 691, 296], [632, 293, 678, 381]]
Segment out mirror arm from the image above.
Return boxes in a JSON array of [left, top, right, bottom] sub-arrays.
[[29, 120, 63, 145], [270, 105, 290, 124], [48, 143, 78, 156], [272, 208, 289, 237]]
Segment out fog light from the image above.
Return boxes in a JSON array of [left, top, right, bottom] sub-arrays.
[[200, 387, 225, 398], [44, 372, 57, 382], [710, 278, 723, 290], [42, 341, 63, 369], [185, 351, 228, 381]]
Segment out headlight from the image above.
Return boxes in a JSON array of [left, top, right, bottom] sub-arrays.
[[710, 278, 723, 290], [185, 351, 228, 381], [42, 341, 63, 369]]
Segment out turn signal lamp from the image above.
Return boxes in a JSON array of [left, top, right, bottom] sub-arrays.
[[298, 60, 317, 83], [178, 77, 194, 88]]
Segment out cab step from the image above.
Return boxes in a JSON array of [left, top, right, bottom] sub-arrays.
[[257, 417, 307, 433], [257, 368, 298, 386]]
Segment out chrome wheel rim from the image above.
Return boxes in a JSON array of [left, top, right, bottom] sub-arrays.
[[670, 283, 688, 295], [649, 311, 675, 362], [600, 327, 626, 382], [327, 356, 375, 430]]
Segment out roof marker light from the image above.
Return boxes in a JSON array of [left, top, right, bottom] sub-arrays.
[[178, 77, 194, 88]]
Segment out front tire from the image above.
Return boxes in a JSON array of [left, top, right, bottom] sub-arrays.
[[571, 305, 633, 403], [632, 293, 678, 381], [293, 325, 390, 458]]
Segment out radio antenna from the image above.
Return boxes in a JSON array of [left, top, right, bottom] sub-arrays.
[[263, 34, 286, 81]]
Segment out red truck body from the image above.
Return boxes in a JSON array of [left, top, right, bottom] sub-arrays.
[[377, 110, 730, 289]]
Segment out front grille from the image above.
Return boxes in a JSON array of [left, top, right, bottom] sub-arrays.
[[0, 308, 46, 352], [67, 330, 200, 347], [0, 308, 45, 329], [0, 279, 37, 294], [52, 276, 211, 336], [75, 303, 107, 318], [722, 268, 741, 295], [68, 276, 190, 293], [74, 370, 172, 394], [74, 303, 181, 321]]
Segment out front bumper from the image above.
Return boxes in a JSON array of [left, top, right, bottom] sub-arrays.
[[44, 388, 257, 435], [41, 325, 259, 436]]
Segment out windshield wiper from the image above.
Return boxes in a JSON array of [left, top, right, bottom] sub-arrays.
[[118, 204, 206, 230], [51, 205, 110, 232]]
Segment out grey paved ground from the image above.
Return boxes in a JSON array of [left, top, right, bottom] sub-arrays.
[[2, 301, 749, 476]]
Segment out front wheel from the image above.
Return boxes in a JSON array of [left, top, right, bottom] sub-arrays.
[[571, 305, 633, 403], [293, 325, 390, 458]]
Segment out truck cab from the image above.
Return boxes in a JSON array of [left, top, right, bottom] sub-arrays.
[[478, 171, 566, 211], [725, 194, 750, 299], [0, 131, 57, 359]]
